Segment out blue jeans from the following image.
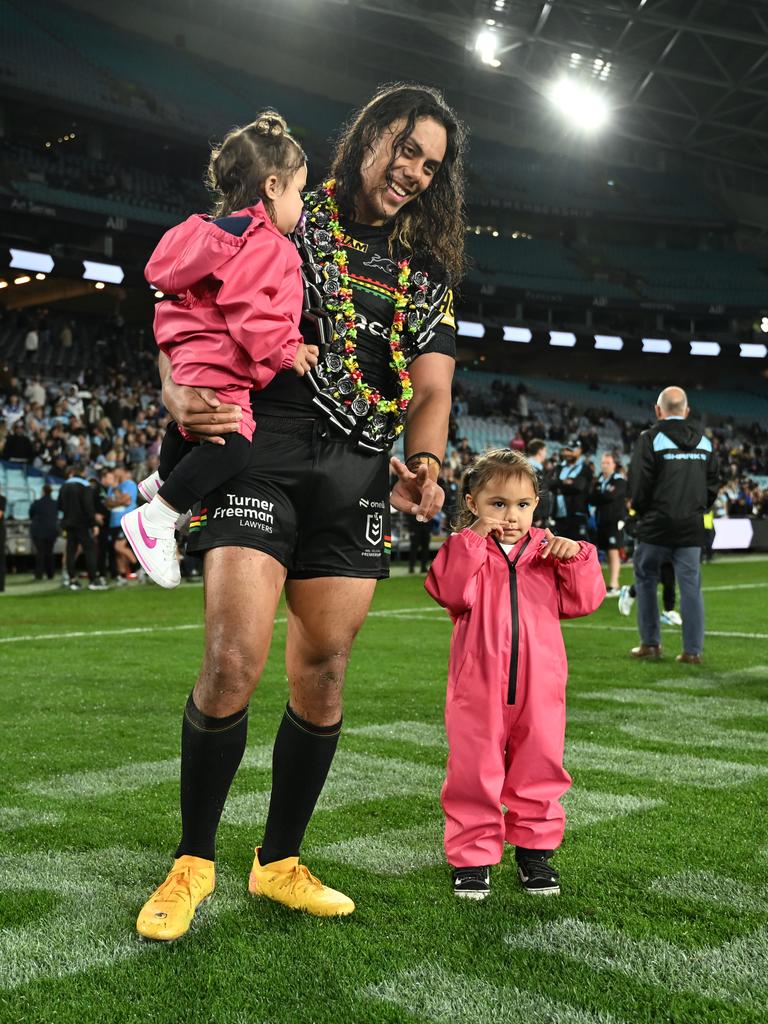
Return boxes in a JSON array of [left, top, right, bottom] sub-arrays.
[[633, 542, 705, 655]]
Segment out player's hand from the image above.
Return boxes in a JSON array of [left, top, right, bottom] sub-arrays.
[[162, 378, 241, 445], [468, 516, 508, 539], [538, 528, 580, 560], [291, 343, 319, 376], [389, 457, 444, 522]]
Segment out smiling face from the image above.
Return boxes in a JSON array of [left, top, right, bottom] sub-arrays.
[[355, 116, 447, 226], [466, 472, 539, 544]]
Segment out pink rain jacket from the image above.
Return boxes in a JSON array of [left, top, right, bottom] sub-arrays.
[[425, 527, 606, 864], [145, 203, 303, 437]]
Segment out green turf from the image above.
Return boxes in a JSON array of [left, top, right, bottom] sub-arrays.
[[1, 558, 767, 1024]]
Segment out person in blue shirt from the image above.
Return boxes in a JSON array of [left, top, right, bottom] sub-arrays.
[[550, 439, 593, 540], [106, 466, 140, 581]]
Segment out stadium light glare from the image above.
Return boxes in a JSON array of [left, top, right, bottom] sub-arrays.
[[82, 260, 124, 284], [548, 77, 610, 131], [94, 282, 106, 290], [759, 316, 768, 333], [594, 335, 623, 351], [457, 320, 486, 338], [154, 290, 164, 298], [549, 331, 577, 347], [0, 281, 7, 289], [690, 340, 720, 356], [10, 248, 54, 273], [14, 275, 31, 285], [740, 343, 767, 358], [641, 338, 672, 354], [35, 273, 46, 281], [475, 29, 501, 68], [503, 326, 532, 343]]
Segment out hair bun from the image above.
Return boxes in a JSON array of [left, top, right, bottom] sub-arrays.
[[253, 112, 286, 138]]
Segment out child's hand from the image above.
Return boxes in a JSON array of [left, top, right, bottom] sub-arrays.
[[538, 528, 580, 560], [292, 343, 319, 376], [469, 516, 508, 539]]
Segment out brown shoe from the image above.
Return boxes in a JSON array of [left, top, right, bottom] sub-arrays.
[[676, 652, 702, 665], [630, 644, 662, 660]]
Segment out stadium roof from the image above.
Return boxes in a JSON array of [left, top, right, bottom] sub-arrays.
[[199, 0, 768, 178]]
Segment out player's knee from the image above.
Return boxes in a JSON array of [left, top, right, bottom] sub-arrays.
[[198, 638, 261, 711]]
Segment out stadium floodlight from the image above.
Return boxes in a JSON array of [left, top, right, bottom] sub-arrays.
[[9, 248, 54, 274], [14, 275, 31, 285], [594, 335, 623, 351], [457, 320, 486, 338], [549, 331, 576, 347], [641, 338, 672, 354], [690, 340, 720, 357], [740, 343, 767, 358], [503, 326, 532, 343], [475, 29, 501, 68], [548, 77, 610, 131], [82, 260, 124, 285]]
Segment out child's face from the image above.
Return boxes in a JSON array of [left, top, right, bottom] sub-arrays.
[[267, 163, 308, 234], [467, 472, 539, 543]]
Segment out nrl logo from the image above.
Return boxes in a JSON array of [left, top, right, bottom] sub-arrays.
[[365, 513, 383, 547]]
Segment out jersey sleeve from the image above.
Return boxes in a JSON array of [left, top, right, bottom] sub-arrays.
[[418, 287, 456, 358]]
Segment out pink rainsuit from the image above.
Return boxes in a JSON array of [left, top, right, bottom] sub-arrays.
[[425, 526, 606, 867], [145, 202, 303, 440]]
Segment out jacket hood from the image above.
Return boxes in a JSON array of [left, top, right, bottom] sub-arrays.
[[145, 203, 269, 294], [652, 417, 705, 452]]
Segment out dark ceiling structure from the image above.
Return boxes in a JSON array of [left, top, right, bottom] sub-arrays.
[[204, 0, 768, 178]]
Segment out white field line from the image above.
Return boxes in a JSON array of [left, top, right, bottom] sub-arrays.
[[0, 607, 439, 645], [0, 847, 242, 989], [505, 917, 768, 1008], [0, 807, 63, 832], [650, 870, 768, 914], [702, 582, 768, 591], [577, 687, 768, 719], [569, 707, 768, 753], [3, 611, 767, 643], [365, 963, 629, 1024]]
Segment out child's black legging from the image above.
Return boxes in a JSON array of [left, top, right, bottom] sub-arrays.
[[157, 421, 251, 512], [629, 559, 675, 612]]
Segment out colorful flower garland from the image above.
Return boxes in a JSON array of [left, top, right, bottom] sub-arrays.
[[305, 180, 429, 435]]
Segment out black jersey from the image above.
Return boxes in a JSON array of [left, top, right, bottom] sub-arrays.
[[251, 214, 456, 448]]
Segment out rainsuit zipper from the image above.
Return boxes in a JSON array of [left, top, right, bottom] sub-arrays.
[[495, 535, 531, 705]]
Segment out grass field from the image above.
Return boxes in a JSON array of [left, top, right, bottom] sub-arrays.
[[1, 556, 767, 1024]]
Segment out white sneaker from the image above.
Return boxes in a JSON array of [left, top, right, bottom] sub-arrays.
[[618, 585, 635, 616], [605, 588, 621, 598], [121, 507, 180, 589], [138, 470, 162, 504], [661, 609, 683, 626]]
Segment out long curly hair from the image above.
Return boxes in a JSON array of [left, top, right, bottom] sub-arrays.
[[330, 83, 467, 284]]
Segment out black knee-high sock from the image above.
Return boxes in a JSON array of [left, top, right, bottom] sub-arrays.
[[260, 703, 341, 865], [175, 693, 249, 862]]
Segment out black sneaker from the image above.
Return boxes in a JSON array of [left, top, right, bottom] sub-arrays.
[[516, 855, 560, 895], [452, 866, 490, 900]]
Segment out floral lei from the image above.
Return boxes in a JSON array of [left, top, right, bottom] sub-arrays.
[[304, 179, 430, 437]]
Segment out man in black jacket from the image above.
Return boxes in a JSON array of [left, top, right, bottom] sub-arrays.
[[57, 466, 104, 591], [29, 484, 59, 580], [628, 386, 719, 663], [550, 438, 593, 540]]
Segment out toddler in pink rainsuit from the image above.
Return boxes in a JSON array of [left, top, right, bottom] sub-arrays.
[[425, 448, 606, 899], [121, 112, 318, 589]]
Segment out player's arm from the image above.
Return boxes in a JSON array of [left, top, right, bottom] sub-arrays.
[[158, 351, 241, 445], [390, 352, 453, 522]]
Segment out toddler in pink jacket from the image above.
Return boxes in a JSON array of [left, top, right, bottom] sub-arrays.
[[122, 111, 317, 589], [425, 448, 606, 899]]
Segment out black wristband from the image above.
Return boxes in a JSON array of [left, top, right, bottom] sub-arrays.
[[405, 451, 442, 469]]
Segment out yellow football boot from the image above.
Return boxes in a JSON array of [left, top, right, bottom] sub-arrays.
[[248, 848, 354, 917], [136, 855, 215, 941]]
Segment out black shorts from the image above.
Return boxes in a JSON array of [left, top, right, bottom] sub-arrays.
[[597, 522, 624, 551], [186, 415, 391, 579]]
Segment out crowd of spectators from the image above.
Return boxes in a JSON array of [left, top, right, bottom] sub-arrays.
[[1, 317, 767, 585], [446, 378, 768, 521]]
